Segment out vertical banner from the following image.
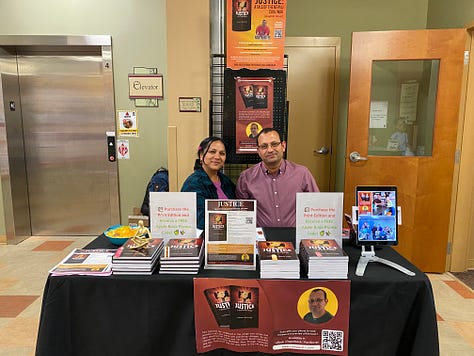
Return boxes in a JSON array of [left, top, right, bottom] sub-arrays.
[[235, 77, 274, 153], [227, 0, 287, 70]]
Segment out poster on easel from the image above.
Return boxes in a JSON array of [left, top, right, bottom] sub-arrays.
[[295, 192, 344, 252], [204, 199, 257, 270], [235, 77, 274, 154], [226, 0, 287, 70]]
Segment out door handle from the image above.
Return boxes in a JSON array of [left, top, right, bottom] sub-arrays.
[[349, 151, 368, 162], [314, 146, 330, 155]]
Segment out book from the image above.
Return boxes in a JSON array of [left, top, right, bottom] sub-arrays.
[[160, 238, 203, 261], [49, 248, 116, 276], [111, 238, 164, 275], [299, 238, 346, 259], [257, 241, 300, 279], [113, 238, 164, 261], [299, 238, 348, 279], [204, 286, 231, 327], [159, 237, 204, 274]]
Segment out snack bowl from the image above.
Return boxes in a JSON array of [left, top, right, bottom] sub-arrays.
[[104, 224, 138, 246]]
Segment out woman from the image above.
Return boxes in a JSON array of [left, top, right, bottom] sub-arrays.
[[181, 137, 236, 230]]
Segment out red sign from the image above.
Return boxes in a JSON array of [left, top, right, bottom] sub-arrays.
[[235, 77, 274, 154], [194, 278, 350, 355]]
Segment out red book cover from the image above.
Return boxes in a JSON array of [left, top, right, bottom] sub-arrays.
[[162, 238, 203, 260], [204, 286, 231, 327], [299, 239, 344, 258], [113, 238, 163, 260], [257, 241, 298, 261]]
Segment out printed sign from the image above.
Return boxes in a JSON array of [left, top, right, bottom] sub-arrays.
[[195, 278, 350, 355], [226, 0, 287, 70]]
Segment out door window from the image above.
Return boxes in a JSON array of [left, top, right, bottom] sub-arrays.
[[368, 59, 440, 157]]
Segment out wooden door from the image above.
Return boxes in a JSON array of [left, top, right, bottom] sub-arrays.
[[344, 30, 466, 272], [285, 37, 340, 191]]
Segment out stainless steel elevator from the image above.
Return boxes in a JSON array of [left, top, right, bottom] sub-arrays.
[[0, 35, 119, 243]]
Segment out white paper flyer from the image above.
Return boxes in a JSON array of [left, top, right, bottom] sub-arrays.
[[295, 192, 344, 252]]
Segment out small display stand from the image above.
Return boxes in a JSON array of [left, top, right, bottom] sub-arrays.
[[355, 245, 415, 277]]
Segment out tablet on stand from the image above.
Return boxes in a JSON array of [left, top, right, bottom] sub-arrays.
[[352, 186, 415, 277]]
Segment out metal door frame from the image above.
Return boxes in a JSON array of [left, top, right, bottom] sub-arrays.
[[0, 35, 118, 244]]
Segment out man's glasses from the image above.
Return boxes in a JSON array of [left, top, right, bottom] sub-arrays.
[[309, 298, 325, 303], [258, 141, 281, 150]]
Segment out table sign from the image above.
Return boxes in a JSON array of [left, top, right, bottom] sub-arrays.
[[296, 192, 343, 252], [204, 199, 257, 270], [149, 192, 196, 240], [194, 278, 350, 355]]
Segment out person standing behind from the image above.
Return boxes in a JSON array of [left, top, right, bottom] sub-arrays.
[[236, 128, 319, 227], [181, 137, 236, 230]]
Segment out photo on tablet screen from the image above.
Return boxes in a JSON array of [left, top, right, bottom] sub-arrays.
[[355, 186, 398, 245]]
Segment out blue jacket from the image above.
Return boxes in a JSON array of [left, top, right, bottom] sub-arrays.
[[181, 168, 236, 230]]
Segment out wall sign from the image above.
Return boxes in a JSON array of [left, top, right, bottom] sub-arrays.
[[179, 97, 202, 112], [128, 74, 164, 99]]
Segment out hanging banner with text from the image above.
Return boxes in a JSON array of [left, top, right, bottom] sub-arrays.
[[226, 0, 287, 70], [194, 278, 350, 355], [235, 77, 274, 154]]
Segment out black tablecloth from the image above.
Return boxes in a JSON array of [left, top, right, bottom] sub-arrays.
[[35, 228, 438, 356]]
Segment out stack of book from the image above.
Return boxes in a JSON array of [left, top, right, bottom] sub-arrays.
[[299, 239, 348, 279], [111, 238, 164, 275], [257, 241, 300, 279], [159, 238, 204, 274]]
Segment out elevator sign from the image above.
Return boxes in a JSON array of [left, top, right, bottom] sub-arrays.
[[128, 74, 164, 99]]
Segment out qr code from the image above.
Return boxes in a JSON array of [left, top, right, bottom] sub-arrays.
[[274, 29, 282, 38], [245, 217, 253, 224], [321, 329, 343, 352]]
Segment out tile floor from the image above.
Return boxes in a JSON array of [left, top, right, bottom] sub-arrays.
[[0, 236, 473, 356]]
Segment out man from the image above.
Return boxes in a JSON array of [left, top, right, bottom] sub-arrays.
[[236, 128, 319, 227], [248, 122, 260, 138], [303, 289, 334, 324], [255, 19, 270, 39]]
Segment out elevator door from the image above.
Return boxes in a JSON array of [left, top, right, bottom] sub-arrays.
[[15, 47, 118, 235]]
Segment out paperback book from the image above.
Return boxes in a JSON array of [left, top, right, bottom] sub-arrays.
[[113, 238, 164, 261], [159, 237, 204, 274], [112, 238, 164, 275], [299, 238, 348, 279], [257, 241, 300, 279]]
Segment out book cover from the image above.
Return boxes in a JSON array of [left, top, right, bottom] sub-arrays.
[[257, 241, 298, 262], [208, 213, 227, 242], [230, 285, 259, 329], [203, 286, 231, 327], [113, 238, 164, 260], [161, 238, 203, 260], [299, 238, 345, 258]]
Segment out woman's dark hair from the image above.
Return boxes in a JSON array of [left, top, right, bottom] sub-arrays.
[[193, 136, 227, 170]]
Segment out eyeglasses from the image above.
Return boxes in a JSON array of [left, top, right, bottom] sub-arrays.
[[258, 141, 281, 150], [309, 298, 325, 303]]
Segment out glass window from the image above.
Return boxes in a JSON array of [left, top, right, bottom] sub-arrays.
[[368, 60, 440, 157]]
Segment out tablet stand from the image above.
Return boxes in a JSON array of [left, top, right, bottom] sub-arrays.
[[355, 245, 416, 277]]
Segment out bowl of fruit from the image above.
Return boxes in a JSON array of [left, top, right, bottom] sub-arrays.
[[104, 225, 138, 246]]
